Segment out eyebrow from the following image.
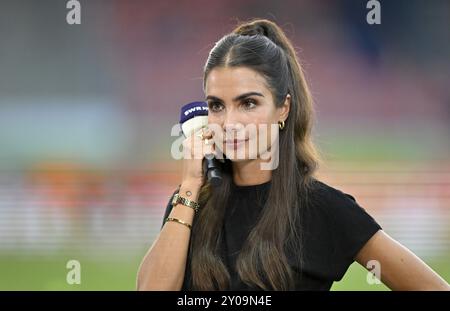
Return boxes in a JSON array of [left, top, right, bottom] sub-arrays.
[[206, 91, 264, 103]]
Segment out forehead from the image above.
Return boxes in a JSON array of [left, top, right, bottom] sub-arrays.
[[205, 67, 270, 97]]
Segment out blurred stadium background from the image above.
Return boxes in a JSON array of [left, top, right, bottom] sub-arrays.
[[0, 0, 449, 290]]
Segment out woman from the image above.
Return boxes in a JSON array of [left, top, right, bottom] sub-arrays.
[[137, 19, 449, 291]]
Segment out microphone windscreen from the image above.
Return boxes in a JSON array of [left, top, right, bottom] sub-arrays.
[[180, 101, 209, 137], [180, 102, 208, 124], [181, 116, 208, 137]]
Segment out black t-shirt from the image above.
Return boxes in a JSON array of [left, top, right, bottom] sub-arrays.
[[161, 179, 382, 290]]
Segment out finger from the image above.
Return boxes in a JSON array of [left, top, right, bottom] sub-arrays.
[[203, 138, 215, 156], [202, 128, 214, 139], [190, 130, 204, 151], [182, 138, 193, 159], [193, 128, 204, 140]]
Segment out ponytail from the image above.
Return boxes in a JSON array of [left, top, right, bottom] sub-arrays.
[[233, 18, 319, 175]]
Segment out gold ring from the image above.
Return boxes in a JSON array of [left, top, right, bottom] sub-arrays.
[[196, 131, 204, 140]]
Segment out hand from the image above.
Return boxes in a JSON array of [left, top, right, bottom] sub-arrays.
[[181, 127, 216, 186]]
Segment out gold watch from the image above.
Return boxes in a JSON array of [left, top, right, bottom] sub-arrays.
[[171, 193, 200, 213]]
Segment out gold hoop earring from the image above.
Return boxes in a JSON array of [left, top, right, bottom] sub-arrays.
[[278, 120, 285, 130]]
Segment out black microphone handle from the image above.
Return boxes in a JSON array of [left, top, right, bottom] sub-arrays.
[[203, 156, 223, 187]]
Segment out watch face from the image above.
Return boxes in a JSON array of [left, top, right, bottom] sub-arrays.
[[171, 194, 179, 205]]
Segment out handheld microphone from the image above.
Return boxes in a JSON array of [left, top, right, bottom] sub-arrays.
[[180, 101, 223, 187]]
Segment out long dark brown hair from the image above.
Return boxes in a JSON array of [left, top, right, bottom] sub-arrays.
[[189, 19, 321, 290]]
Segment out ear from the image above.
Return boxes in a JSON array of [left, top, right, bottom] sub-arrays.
[[278, 94, 291, 122]]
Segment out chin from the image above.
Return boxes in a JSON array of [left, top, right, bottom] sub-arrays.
[[223, 150, 261, 162], [226, 157, 250, 163]]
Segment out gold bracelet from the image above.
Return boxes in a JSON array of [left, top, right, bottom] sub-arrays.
[[165, 217, 192, 229]]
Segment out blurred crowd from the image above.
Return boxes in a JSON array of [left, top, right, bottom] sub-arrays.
[[0, 0, 448, 259]]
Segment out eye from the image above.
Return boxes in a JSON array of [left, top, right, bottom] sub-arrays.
[[208, 101, 224, 113], [242, 98, 257, 110]]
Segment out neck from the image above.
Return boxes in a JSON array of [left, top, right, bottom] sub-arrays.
[[231, 159, 272, 186]]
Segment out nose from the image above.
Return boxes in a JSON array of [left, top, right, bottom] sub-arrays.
[[223, 109, 244, 133], [222, 111, 247, 141], [223, 109, 241, 129]]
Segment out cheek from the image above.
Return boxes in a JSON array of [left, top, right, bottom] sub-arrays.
[[208, 115, 223, 132], [249, 113, 276, 135], [253, 117, 279, 149], [208, 114, 220, 124]]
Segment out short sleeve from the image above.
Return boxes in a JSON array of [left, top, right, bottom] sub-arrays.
[[160, 187, 180, 230], [312, 181, 382, 280]]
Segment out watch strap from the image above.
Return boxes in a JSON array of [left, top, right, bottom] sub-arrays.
[[171, 193, 200, 213]]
